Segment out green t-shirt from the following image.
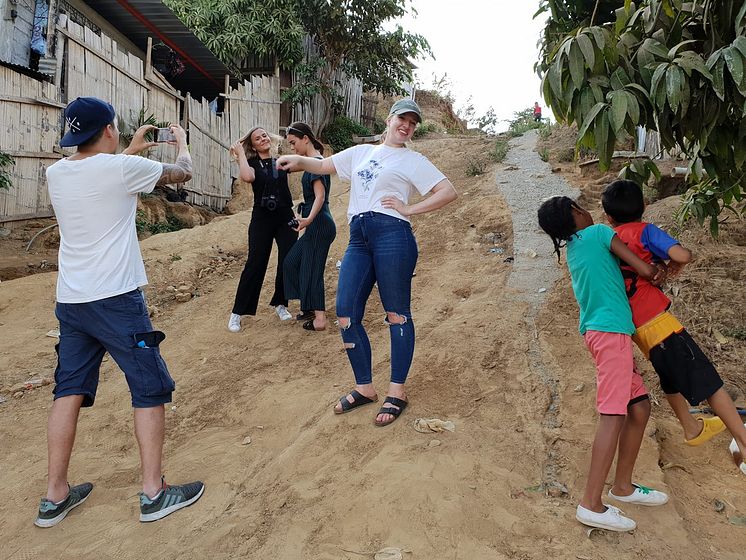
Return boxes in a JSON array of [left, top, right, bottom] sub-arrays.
[[566, 223, 635, 335]]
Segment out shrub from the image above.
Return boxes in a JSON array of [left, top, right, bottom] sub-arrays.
[[490, 139, 510, 163], [538, 148, 550, 162], [322, 116, 371, 153], [538, 122, 554, 139], [507, 107, 544, 137], [149, 215, 184, 234], [465, 157, 488, 177], [136, 211, 184, 236], [136, 210, 149, 234], [413, 121, 439, 139], [0, 152, 15, 190]]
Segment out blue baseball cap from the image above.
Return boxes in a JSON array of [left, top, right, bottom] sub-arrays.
[[60, 97, 116, 147]]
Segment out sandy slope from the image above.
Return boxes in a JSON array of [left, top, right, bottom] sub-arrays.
[[0, 135, 744, 559]]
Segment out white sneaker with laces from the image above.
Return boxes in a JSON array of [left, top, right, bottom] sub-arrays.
[[228, 313, 241, 333], [576, 504, 636, 532], [275, 305, 292, 321], [608, 483, 669, 506]]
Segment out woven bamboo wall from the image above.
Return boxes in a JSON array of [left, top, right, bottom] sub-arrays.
[[292, 35, 363, 133], [0, 19, 281, 224], [227, 75, 281, 142], [0, 66, 64, 223], [186, 95, 231, 209]]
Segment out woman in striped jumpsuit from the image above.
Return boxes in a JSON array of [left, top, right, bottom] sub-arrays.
[[283, 122, 337, 331]]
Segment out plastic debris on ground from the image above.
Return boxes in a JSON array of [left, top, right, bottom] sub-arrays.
[[413, 418, 456, 433]]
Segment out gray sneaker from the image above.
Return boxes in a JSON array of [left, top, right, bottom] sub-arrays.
[[139, 478, 205, 522], [34, 482, 93, 528]]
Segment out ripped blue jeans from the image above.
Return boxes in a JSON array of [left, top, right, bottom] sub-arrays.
[[336, 212, 418, 385]]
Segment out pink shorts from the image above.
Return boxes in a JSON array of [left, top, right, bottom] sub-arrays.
[[583, 331, 648, 415]]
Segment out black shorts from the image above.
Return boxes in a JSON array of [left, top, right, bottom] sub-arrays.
[[649, 329, 723, 405]]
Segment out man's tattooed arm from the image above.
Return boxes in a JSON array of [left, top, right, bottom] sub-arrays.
[[156, 151, 193, 186]]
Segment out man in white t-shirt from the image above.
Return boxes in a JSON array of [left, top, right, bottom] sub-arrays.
[[35, 97, 204, 528]]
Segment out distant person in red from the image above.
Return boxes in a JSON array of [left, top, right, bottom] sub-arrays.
[[533, 102, 542, 122]]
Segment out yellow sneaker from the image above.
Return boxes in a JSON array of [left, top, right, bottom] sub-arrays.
[[685, 416, 726, 446]]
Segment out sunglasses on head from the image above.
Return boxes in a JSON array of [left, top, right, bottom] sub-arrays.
[[286, 126, 306, 138]]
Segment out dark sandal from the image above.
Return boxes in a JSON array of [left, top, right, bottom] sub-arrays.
[[374, 396, 408, 427], [296, 310, 314, 321], [302, 319, 326, 331], [335, 390, 378, 414]]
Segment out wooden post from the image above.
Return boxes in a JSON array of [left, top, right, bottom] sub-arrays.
[[145, 37, 153, 79], [224, 73, 230, 118], [54, 33, 65, 89], [45, 0, 58, 55]]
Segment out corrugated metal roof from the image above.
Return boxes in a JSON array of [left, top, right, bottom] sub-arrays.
[[84, 0, 234, 100], [0, 59, 54, 81]]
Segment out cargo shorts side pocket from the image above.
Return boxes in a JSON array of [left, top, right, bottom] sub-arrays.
[[132, 330, 175, 397]]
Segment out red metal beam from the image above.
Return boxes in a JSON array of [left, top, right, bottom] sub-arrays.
[[114, 0, 222, 89]]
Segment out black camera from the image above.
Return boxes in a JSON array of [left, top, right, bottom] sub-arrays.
[[260, 193, 278, 211], [288, 218, 299, 228]]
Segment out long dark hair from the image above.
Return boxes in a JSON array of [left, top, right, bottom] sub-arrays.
[[286, 122, 324, 155], [537, 196, 581, 262]]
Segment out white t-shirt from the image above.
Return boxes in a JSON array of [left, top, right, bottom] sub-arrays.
[[47, 153, 162, 303], [331, 144, 446, 223]]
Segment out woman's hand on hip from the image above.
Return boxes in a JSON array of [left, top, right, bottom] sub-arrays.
[[380, 195, 410, 216]]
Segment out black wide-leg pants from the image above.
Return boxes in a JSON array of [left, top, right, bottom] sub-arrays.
[[232, 207, 297, 315]]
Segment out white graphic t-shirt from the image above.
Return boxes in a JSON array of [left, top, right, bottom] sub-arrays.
[[47, 153, 162, 303], [331, 144, 446, 223]]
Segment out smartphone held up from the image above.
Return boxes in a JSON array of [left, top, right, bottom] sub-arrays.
[[154, 127, 176, 143]]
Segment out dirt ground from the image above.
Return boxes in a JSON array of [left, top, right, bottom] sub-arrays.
[[1, 133, 745, 559]]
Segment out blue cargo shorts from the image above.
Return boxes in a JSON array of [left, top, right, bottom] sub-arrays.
[[53, 289, 175, 408]]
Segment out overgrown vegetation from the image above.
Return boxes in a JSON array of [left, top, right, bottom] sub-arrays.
[[465, 158, 488, 177], [136, 210, 184, 236], [538, 0, 746, 235], [412, 121, 440, 139], [490, 139, 510, 162], [322, 116, 371, 153], [0, 152, 15, 191], [506, 107, 546, 137]]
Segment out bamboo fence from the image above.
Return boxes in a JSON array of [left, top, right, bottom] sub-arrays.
[[0, 65, 64, 223], [0, 18, 280, 226], [292, 35, 363, 133]]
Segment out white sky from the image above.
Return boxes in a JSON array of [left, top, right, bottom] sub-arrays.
[[397, 1, 547, 131]]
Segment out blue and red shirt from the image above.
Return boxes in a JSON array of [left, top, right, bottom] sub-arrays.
[[614, 222, 680, 327]]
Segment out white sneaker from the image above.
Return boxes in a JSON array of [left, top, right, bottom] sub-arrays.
[[228, 313, 241, 333], [729, 435, 746, 474], [275, 305, 292, 321], [576, 504, 636, 532], [608, 484, 669, 506]]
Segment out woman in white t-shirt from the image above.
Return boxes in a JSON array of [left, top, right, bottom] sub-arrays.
[[277, 99, 457, 426]]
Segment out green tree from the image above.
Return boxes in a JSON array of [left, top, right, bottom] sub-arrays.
[[163, 0, 305, 72], [538, 0, 746, 234], [166, 0, 430, 134], [289, 0, 430, 133]]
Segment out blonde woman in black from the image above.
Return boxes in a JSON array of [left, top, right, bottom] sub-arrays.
[[228, 127, 297, 332], [283, 122, 337, 331]]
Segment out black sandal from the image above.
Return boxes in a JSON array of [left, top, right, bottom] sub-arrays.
[[302, 319, 326, 331], [296, 310, 314, 321], [374, 396, 408, 427], [335, 390, 378, 414]]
